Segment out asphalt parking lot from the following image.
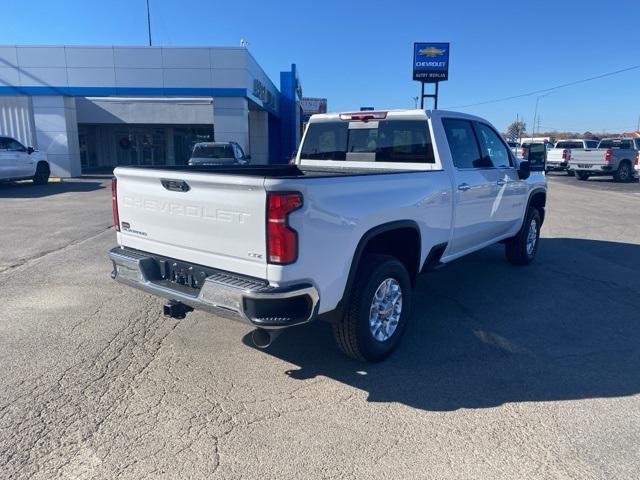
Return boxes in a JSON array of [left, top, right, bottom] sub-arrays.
[[1, 175, 639, 479]]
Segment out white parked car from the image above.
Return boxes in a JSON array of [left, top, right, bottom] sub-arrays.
[[109, 109, 547, 361], [0, 136, 50, 185]]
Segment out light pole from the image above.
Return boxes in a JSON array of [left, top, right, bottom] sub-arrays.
[[412, 96, 419, 109], [531, 92, 553, 139], [146, 0, 152, 46]]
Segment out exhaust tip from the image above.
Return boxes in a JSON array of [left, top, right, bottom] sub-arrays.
[[251, 328, 279, 349]]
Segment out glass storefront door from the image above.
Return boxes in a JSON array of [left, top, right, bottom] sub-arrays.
[[78, 124, 214, 172]]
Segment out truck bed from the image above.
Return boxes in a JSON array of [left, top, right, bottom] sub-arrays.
[[120, 164, 421, 178]]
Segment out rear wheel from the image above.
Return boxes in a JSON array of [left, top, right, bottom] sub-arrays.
[[613, 161, 631, 183], [575, 171, 590, 181], [505, 207, 541, 266], [32, 162, 50, 185], [333, 254, 412, 362]]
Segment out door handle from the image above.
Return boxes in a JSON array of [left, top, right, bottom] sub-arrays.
[[457, 183, 471, 191], [496, 179, 506, 186]]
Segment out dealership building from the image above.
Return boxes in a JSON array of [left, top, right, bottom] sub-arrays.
[[0, 45, 303, 177]]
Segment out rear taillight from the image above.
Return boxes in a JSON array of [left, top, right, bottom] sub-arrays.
[[562, 149, 571, 161], [604, 149, 612, 162], [111, 177, 120, 231], [267, 192, 303, 265], [635, 151, 639, 166]]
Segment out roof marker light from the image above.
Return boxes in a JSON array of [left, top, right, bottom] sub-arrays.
[[339, 111, 388, 121]]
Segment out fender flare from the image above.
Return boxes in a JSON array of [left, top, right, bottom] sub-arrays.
[[318, 220, 421, 322]]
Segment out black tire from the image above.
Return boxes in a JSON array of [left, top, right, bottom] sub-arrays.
[[505, 207, 541, 266], [575, 171, 589, 181], [613, 161, 631, 183], [32, 162, 50, 185], [566, 170, 575, 176], [332, 254, 412, 362]]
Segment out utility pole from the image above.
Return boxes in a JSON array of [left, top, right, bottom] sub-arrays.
[[146, 0, 152, 46], [412, 96, 419, 109]]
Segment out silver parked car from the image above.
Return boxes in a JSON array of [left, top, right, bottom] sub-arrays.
[[188, 142, 251, 166]]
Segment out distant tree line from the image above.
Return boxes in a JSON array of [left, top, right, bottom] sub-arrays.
[[503, 121, 626, 142]]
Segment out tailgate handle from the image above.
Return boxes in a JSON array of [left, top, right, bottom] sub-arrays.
[[161, 179, 190, 192]]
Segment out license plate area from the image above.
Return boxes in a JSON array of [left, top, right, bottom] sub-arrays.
[[578, 164, 592, 168]]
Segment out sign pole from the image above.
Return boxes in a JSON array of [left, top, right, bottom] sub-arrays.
[[434, 82, 438, 110], [419, 81, 439, 110]]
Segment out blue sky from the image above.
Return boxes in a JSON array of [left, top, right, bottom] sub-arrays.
[[3, 0, 639, 133]]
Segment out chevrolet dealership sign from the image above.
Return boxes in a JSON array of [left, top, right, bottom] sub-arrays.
[[413, 42, 450, 82]]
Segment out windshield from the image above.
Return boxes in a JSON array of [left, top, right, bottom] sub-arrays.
[[192, 145, 234, 159], [300, 120, 435, 163]]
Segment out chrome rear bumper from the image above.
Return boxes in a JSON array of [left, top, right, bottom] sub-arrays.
[[109, 247, 319, 329]]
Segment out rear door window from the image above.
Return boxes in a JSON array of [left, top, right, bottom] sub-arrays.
[[442, 118, 483, 169]]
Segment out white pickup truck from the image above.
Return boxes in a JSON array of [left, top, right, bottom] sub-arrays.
[[0, 135, 50, 185], [109, 109, 547, 361], [546, 139, 599, 173]]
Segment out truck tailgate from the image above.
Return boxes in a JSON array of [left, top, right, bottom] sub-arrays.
[[114, 167, 268, 279], [546, 149, 565, 162], [570, 149, 606, 166]]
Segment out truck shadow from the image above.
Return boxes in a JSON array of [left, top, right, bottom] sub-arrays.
[[244, 238, 640, 411], [0, 180, 105, 198]]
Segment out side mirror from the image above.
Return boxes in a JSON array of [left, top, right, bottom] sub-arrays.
[[518, 160, 531, 180], [27, 147, 34, 154]]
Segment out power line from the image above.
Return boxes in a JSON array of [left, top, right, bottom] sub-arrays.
[[444, 64, 640, 109]]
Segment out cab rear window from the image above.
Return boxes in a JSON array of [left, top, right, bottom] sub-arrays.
[[556, 141, 584, 149], [300, 120, 435, 163], [599, 139, 633, 149]]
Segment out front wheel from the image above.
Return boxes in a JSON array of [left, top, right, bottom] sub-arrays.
[[575, 171, 590, 181], [505, 207, 541, 266], [32, 162, 50, 185], [333, 254, 412, 362]]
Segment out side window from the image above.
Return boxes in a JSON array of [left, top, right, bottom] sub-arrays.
[[586, 140, 598, 148], [0, 137, 9, 150], [6, 139, 25, 151], [376, 120, 435, 163], [620, 140, 633, 149], [236, 145, 245, 159], [474, 122, 512, 168], [442, 118, 482, 169], [635, 139, 640, 150]]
